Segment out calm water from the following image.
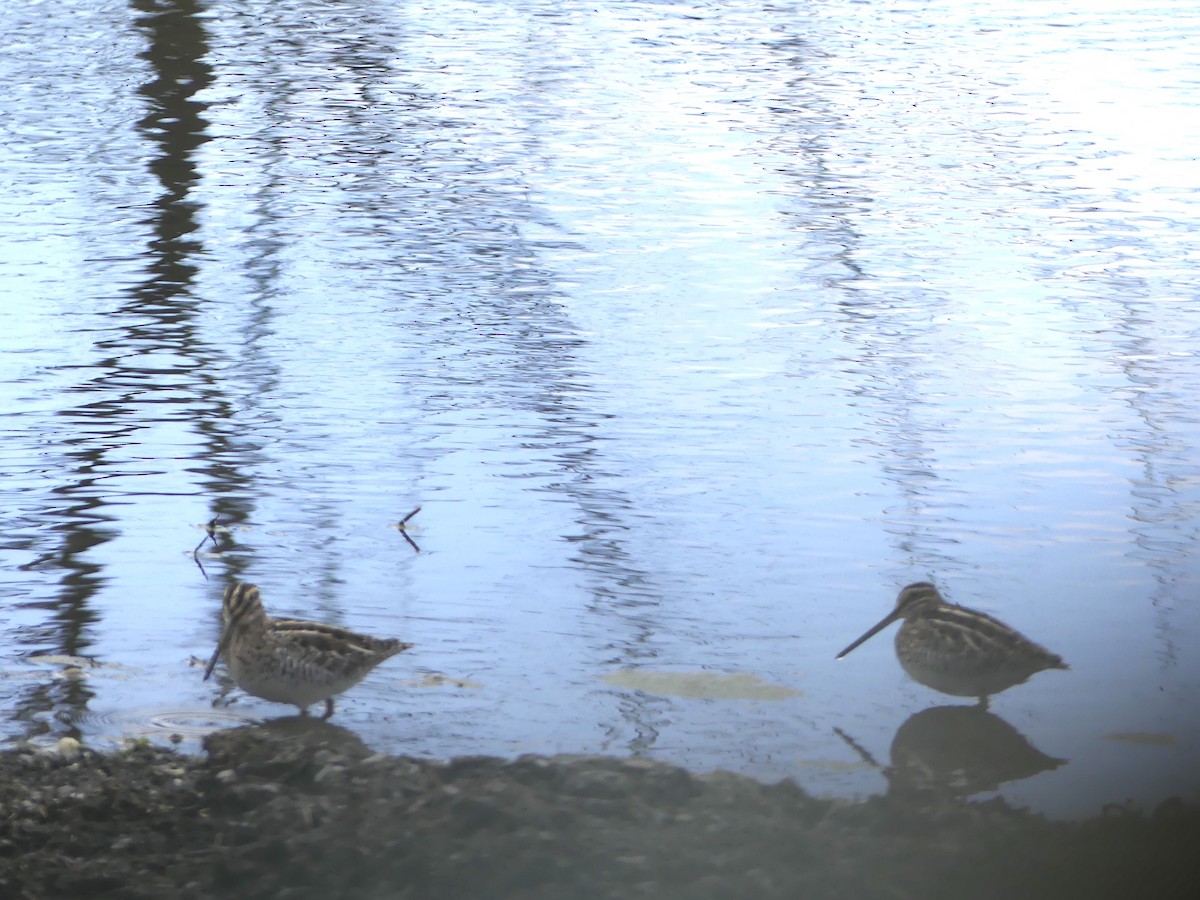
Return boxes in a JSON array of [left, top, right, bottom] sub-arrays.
[[2, 0, 1200, 821]]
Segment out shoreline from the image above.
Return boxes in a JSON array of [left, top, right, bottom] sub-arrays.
[[2, 719, 1197, 899]]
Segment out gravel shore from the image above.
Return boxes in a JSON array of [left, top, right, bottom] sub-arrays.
[[2, 718, 1197, 899]]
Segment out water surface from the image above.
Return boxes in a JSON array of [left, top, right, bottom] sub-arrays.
[[2, 0, 1200, 821]]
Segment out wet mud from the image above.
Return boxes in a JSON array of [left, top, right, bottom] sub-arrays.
[[1, 719, 1197, 899]]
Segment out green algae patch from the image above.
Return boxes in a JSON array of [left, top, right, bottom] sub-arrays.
[[602, 669, 801, 700], [1103, 731, 1176, 747]]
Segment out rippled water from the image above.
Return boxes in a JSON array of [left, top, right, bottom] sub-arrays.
[[2, 0, 1200, 820]]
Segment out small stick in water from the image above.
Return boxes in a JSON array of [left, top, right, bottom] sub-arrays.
[[396, 506, 421, 553], [193, 516, 221, 554]]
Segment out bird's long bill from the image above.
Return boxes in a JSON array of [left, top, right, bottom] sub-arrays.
[[836, 609, 903, 659], [203, 631, 232, 681]]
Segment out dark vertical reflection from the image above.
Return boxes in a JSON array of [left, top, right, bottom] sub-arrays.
[[499, 21, 674, 755], [762, 27, 965, 579], [1100, 294, 1198, 679], [8, 0, 235, 740], [841, 329, 963, 577], [133, 0, 211, 286], [128, 0, 262, 558]]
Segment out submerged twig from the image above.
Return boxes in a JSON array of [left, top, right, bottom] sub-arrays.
[[193, 516, 221, 554], [396, 506, 421, 553]]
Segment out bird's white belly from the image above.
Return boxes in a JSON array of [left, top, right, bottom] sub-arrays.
[[228, 648, 365, 708], [896, 639, 1032, 698]]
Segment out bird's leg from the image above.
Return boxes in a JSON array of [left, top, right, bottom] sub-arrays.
[[322, 698, 335, 720]]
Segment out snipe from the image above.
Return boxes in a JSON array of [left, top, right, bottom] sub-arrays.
[[203, 583, 412, 718], [836, 582, 1067, 706]]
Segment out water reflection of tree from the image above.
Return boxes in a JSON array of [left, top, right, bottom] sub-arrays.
[[5, 0, 255, 740], [760, 26, 970, 582], [244, 11, 678, 752], [1104, 303, 1200, 676]]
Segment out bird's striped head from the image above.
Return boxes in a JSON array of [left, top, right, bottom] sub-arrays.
[[893, 582, 945, 617], [203, 583, 266, 681], [221, 582, 266, 631]]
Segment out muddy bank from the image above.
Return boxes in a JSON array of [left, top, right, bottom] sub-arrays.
[[2, 719, 1197, 899]]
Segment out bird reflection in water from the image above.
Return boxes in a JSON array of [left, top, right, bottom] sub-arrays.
[[836, 705, 1067, 802]]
